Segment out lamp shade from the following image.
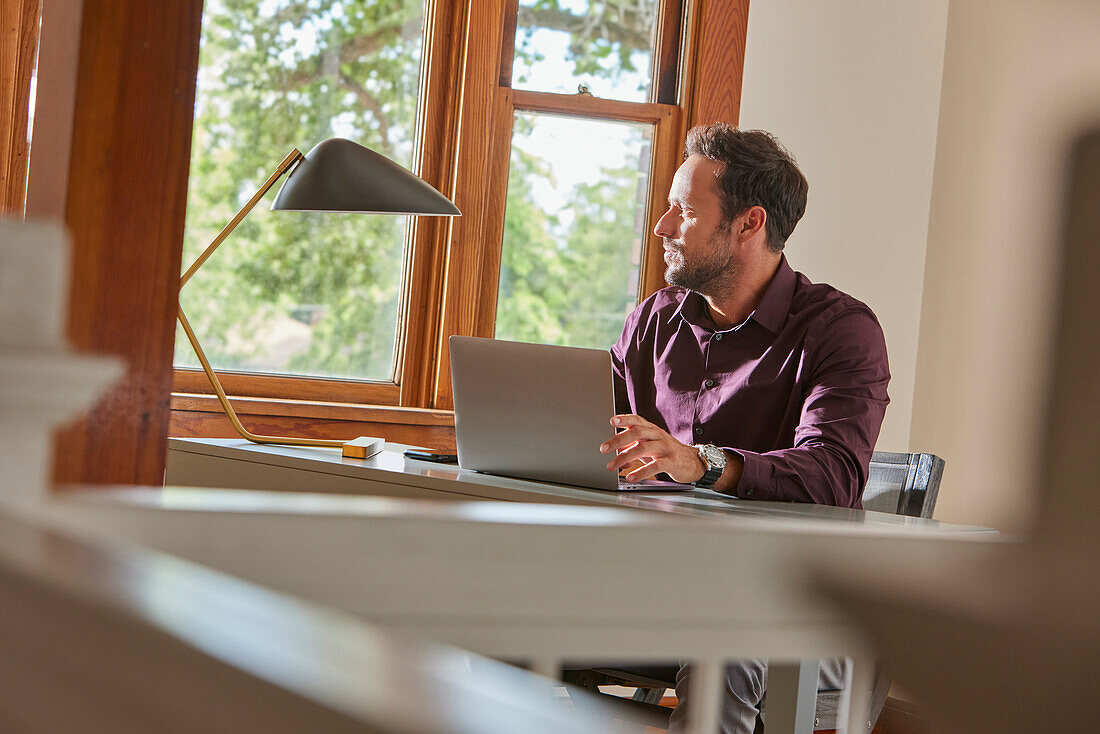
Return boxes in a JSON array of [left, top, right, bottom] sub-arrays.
[[271, 138, 461, 215]]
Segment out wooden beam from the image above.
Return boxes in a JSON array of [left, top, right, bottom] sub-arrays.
[[49, 1, 203, 486], [0, 0, 41, 215], [684, 0, 750, 127]]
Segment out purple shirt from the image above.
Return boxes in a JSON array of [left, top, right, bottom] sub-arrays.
[[611, 256, 890, 508]]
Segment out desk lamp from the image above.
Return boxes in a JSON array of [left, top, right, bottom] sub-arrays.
[[177, 138, 460, 458]]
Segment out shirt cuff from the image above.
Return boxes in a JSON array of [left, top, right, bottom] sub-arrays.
[[728, 449, 768, 499]]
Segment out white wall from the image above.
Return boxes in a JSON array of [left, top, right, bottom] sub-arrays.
[[738, 0, 1100, 531], [737, 0, 951, 454], [910, 0, 1100, 531]]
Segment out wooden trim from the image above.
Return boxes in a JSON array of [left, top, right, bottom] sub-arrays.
[[172, 393, 453, 425], [50, 1, 203, 487], [653, 0, 686, 105], [397, 0, 465, 408], [684, 0, 749, 127], [497, 0, 518, 88], [430, 0, 511, 410], [170, 396, 456, 450], [0, 0, 41, 215], [512, 89, 674, 124], [640, 105, 685, 300], [677, 0, 700, 132], [173, 368, 400, 406], [472, 86, 516, 338]]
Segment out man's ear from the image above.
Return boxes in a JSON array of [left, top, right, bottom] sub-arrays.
[[739, 206, 768, 240]]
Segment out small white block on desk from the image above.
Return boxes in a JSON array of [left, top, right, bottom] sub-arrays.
[[341, 436, 384, 459]]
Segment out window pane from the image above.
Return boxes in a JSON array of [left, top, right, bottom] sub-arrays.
[[513, 0, 660, 102], [176, 0, 425, 382], [496, 113, 651, 349]]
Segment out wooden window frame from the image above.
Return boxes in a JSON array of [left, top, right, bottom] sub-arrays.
[[1, 0, 41, 215], [169, 0, 751, 449]]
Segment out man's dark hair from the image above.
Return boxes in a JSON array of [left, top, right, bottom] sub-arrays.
[[684, 124, 808, 252]]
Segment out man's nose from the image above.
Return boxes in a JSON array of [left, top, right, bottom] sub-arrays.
[[653, 208, 676, 238]]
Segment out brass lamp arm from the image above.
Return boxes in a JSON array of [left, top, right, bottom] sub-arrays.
[[176, 147, 380, 459], [180, 149, 304, 288], [176, 305, 344, 449]]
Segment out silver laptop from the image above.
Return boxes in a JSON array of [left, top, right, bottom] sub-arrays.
[[449, 336, 687, 491]]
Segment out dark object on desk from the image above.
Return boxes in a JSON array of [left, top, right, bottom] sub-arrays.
[[563, 450, 947, 732], [403, 449, 460, 464]]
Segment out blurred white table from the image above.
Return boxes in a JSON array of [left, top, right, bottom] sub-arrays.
[[54, 439, 997, 734], [0, 508, 610, 734]]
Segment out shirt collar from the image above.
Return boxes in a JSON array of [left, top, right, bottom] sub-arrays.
[[751, 255, 796, 335], [669, 255, 796, 335]]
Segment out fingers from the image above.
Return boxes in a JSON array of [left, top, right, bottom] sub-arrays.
[[607, 440, 660, 473], [611, 414, 649, 428], [624, 458, 664, 483], [600, 414, 663, 455], [598, 414, 700, 483]]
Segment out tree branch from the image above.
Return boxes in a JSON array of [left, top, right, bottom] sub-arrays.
[[517, 1, 655, 53], [336, 72, 391, 148]]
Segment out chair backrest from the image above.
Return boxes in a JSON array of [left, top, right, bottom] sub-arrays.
[[861, 451, 945, 518]]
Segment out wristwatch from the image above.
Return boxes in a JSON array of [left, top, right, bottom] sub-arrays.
[[693, 444, 727, 488]]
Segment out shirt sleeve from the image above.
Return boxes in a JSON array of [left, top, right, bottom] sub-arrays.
[[727, 306, 890, 508], [611, 299, 649, 416], [610, 335, 630, 415]]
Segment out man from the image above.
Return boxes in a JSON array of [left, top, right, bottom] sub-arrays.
[[599, 124, 890, 732]]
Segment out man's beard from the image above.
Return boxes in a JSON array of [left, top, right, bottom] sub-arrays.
[[663, 226, 740, 296]]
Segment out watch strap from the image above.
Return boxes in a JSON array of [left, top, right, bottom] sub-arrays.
[[694, 464, 723, 489]]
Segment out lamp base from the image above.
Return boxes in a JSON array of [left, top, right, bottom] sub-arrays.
[[341, 436, 385, 460]]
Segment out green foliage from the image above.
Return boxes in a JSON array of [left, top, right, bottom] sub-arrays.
[[496, 137, 645, 350], [514, 0, 657, 94]]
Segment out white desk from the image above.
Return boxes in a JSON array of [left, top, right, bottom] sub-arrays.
[[54, 439, 995, 734], [166, 438, 993, 533]]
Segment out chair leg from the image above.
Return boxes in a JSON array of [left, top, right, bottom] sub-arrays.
[[765, 659, 819, 734]]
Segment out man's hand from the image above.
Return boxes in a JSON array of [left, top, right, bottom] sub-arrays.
[[600, 414, 705, 484]]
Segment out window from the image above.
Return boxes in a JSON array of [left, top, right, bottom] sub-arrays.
[[494, 0, 668, 350], [171, 0, 742, 442], [495, 114, 651, 349], [177, 0, 428, 389]]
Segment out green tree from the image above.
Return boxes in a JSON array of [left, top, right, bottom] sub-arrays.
[[495, 133, 647, 349]]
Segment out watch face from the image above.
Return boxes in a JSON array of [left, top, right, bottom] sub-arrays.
[[699, 444, 726, 469]]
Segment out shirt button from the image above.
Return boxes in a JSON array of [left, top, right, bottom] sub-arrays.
[[694, 426, 703, 435], [745, 488, 755, 497], [704, 379, 715, 388], [714, 333, 723, 341]]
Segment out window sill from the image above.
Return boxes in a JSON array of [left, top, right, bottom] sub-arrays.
[[170, 393, 456, 450]]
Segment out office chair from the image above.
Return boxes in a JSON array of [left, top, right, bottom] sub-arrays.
[[561, 450, 946, 732]]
